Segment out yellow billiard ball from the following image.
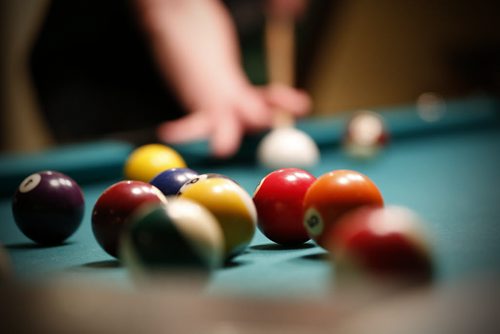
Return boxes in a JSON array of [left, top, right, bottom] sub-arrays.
[[178, 175, 257, 259], [124, 144, 187, 182]]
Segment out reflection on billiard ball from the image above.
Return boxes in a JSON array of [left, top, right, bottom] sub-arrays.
[[178, 175, 257, 259], [328, 206, 433, 284], [150, 168, 198, 196], [12, 171, 85, 245], [257, 127, 320, 169], [120, 199, 224, 280], [253, 168, 316, 246], [303, 170, 384, 248], [124, 144, 187, 182], [92, 181, 168, 258], [343, 111, 389, 159]]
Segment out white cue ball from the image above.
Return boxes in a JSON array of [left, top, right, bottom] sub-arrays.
[[257, 127, 320, 169]]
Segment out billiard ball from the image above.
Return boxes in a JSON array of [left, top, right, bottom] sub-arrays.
[[303, 170, 384, 248], [253, 168, 316, 245], [124, 144, 187, 182], [92, 181, 168, 258], [12, 171, 85, 245], [178, 175, 257, 259], [120, 199, 224, 279], [257, 127, 320, 169], [343, 111, 389, 159], [150, 168, 198, 196], [416, 92, 446, 123], [328, 206, 433, 283]]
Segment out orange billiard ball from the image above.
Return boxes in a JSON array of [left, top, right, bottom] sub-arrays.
[[303, 170, 384, 248]]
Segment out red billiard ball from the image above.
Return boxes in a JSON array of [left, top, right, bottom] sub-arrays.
[[12, 171, 85, 245], [303, 170, 384, 248], [150, 168, 198, 196], [328, 206, 433, 282], [343, 111, 389, 159], [253, 168, 316, 245], [92, 181, 168, 258]]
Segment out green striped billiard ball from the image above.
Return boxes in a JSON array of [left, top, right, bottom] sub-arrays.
[[120, 198, 224, 278]]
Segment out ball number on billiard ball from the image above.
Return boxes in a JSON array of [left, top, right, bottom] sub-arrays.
[[150, 168, 198, 196], [343, 111, 389, 159], [92, 181, 168, 258], [12, 171, 85, 245], [253, 168, 316, 246], [303, 170, 384, 248]]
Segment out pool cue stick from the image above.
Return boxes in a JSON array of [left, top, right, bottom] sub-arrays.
[[265, 14, 296, 128]]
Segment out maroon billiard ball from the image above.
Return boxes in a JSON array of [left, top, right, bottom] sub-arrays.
[[12, 171, 85, 245], [343, 111, 389, 159], [327, 205, 433, 283], [253, 168, 316, 245], [92, 181, 167, 258]]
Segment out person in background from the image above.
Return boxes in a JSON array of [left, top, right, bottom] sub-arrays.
[[31, 0, 311, 158]]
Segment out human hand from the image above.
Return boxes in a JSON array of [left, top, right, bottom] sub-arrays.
[[157, 83, 311, 158]]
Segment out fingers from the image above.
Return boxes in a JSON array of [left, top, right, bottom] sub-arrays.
[[211, 111, 243, 158], [236, 90, 273, 131], [156, 112, 211, 143], [264, 83, 312, 117], [156, 84, 311, 158], [156, 108, 244, 158]]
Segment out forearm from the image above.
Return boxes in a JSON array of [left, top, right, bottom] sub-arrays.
[[136, 0, 248, 110]]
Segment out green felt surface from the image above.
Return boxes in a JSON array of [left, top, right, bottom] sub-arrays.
[[1, 97, 500, 298]]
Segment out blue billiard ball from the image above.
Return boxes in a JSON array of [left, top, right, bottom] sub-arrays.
[[150, 168, 198, 196]]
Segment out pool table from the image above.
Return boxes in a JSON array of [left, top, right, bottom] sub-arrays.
[[1, 96, 500, 333]]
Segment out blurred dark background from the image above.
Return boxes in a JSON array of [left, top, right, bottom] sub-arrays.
[[1, 0, 500, 153]]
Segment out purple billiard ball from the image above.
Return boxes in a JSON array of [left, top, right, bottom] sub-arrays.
[[12, 171, 85, 245], [150, 168, 198, 196]]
